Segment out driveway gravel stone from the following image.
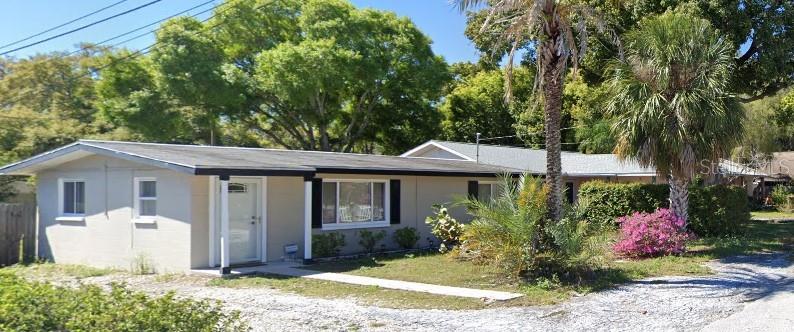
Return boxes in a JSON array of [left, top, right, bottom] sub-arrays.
[[45, 253, 794, 331]]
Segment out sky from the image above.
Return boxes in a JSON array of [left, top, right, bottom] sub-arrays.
[[0, 0, 482, 64]]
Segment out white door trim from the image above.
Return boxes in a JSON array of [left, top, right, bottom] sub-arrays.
[[208, 176, 268, 267], [260, 176, 268, 262], [208, 176, 217, 268], [229, 177, 262, 264]]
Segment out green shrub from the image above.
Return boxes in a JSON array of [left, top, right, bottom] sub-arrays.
[[579, 181, 749, 236], [577, 181, 668, 225], [460, 176, 546, 278], [771, 185, 794, 212], [688, 185, 750, 237], [0, 272, 245, 331], [312, 232, 346, 258], [358, 230, 386, 253], [460, 175, 601, 279], [393, 227, 420, 249], [425, 204, 465, 253]]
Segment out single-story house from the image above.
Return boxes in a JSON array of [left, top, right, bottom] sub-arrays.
[[402, 140, 763, 201], [0, 139, 763, 274], [0, 140, 519, 273]]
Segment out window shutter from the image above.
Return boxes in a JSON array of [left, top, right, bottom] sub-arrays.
[[390, 180, 400, 224], [468, 180, 479, 200], [311, 179, 322, 229]]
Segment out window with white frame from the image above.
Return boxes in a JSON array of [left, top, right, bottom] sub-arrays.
[[134, 178, 157, 218], [322, 180, 387, 228], [478, 181, 502, 202], [60, 179, 85, 215]]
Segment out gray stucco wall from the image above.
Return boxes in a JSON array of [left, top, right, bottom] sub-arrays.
[[36, 155, 194, 272], [265, 176, 305, 261], [190, 176, 210, 268]]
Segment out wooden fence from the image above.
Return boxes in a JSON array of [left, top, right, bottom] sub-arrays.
[[0, 203, 36, 266]]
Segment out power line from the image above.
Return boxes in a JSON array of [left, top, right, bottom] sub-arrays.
[[89, 0, 241, 73], [67, 0, 219, 56], [0, 0, 164, 57], [1, 1, 260, 107], [0, 0, 131, 51], [476, 126, 585, 142]]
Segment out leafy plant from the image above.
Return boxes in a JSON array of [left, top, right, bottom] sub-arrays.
[[613, 208, 693, 258], [425, 205, 465, 253], [771, 185, 794, 212], [312, 232, 346, 258], [393, 227, 420, 249], [358, 230, 386, 254], [458, 175, 547, 278], [549, 198, 593, 262], [130, 253, 154, 275], [0, 272, 246, 331]]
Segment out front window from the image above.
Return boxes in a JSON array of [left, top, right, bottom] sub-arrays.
[[322, 180, 388, 228], [61, 180, 85, 215], [478, 182, 502, 202], [135, 178, 157, 218]]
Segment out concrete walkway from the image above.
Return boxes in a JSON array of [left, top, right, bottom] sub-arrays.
[[194, 262, 524, 301]]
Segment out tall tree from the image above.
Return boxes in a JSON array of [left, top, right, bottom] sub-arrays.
[[773, 89, 794, 150], [99, 0, 449, 153], [440, 67, 533, 144], [455, 0, 618, 222], [0, 52, 118, 162], [586, 0, 793, 100], [607, 12, 744, 223]]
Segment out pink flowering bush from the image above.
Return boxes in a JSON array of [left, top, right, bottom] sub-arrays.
[[613, 208, 693, 258]]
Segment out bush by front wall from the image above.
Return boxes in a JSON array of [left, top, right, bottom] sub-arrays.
[[578, 181, 750, 236]]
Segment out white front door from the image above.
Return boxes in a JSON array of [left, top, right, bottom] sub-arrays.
[[227, 178, 261, 264]]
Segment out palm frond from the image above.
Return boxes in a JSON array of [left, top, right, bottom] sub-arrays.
[[606, 12, 744, 178]]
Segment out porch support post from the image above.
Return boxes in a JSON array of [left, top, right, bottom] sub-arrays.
[[303, 176, 312, 263], [219, 175, 231, 275]]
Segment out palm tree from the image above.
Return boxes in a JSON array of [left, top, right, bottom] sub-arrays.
[[454, 0, 622, 221], [607, 12, 744, 223], [454, 0, 618, 223]]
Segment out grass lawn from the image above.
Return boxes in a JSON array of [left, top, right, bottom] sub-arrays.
[[751, 210, 794, 220], [5, 262, 116, 279], [211, 220, 793, 310]]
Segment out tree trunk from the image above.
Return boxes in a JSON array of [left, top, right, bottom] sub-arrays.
[[543, 70, 564, 222], [669, 174, 690, 224], [539, 3, 565, 223]]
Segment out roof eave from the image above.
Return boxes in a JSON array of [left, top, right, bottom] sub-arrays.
[[0, 142, 197, 176]]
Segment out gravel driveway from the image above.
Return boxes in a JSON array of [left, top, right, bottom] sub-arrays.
[[60, 253, 794, 332]]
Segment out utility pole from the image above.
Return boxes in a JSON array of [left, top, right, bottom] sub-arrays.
[[475, 132, 481, 163]]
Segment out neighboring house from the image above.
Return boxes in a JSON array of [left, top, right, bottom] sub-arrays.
[[753, 152, 794, 199], [402, 140, 763, 201], [0, 140, 518, 273]]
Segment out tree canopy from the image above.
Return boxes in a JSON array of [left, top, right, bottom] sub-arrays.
[[0, 51, 122, 164], [440, 66, 533, 145], [98, 0, 449, 154]]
